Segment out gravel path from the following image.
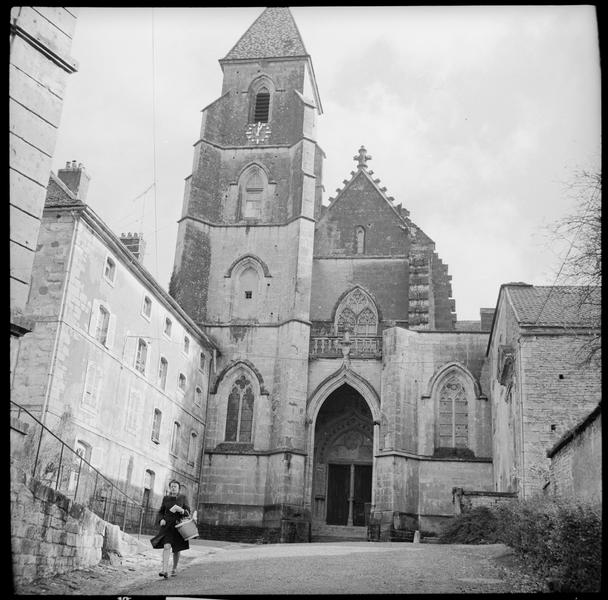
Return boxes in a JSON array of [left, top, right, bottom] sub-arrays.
[[14, 539, 546, 595]]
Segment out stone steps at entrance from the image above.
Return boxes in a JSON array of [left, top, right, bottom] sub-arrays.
[[311, 523, 369, 542]]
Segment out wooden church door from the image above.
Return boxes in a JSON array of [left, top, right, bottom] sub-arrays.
[[326, 464, 350, 525]]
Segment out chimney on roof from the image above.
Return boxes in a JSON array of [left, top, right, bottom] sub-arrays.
[[57, 160, 91, 202], [119, 232, 147, 263], [480, 308, 495, 332]]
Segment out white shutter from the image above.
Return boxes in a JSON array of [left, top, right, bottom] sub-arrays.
[[90, 445, 104, 470], [94, 366, 104, 410], [88, 299, 100, 336], [82, 361, 96, 406], [106, 313, 117, 350]]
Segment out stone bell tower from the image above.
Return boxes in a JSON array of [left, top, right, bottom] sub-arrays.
[[170, 7, 324, 539]]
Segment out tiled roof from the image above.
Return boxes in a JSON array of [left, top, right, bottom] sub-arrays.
[[223, 7, 308, 60], [505, 284, 601, 327]]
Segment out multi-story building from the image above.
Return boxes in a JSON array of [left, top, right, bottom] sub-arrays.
[[11, 163, 219, 511]]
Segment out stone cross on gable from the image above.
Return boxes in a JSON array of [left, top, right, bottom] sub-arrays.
[[353, 146, 372, 170]]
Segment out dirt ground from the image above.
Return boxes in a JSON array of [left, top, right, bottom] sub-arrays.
[[14, 538, 547, 595]]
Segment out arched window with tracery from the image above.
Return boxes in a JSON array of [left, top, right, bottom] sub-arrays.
[[437, 374, 468, 448], [334, 288, 378, 336], [225, 375, 254, 443]]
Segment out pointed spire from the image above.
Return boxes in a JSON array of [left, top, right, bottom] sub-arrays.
[[223, 7, 308, 60]]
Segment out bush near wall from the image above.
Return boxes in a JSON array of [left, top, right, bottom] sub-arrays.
[[439, 498, 602, 592]]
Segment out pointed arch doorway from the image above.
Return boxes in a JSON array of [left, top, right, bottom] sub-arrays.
[[312, 384, 374, 527]]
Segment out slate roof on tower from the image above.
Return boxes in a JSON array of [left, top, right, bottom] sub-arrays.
[[222, 7, 308, 60]]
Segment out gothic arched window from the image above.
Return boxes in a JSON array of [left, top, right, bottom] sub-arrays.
[[355, 226, 365, 254], [437, 375, 468, 448], [356, 307, 377, 336], [334, 288, 378, 336], [253, 87, 270, 122], [337, 308, 356, 333], [240, 167, 266, 219], [225, 375, 254, 443]]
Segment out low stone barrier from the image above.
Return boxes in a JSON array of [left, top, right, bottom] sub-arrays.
[[11, 462, 147, 587]]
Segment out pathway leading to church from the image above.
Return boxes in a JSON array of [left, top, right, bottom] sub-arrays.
[[16, 537, 546, 595]]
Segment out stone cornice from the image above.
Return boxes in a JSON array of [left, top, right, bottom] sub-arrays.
[[10, 21, 78, 74]]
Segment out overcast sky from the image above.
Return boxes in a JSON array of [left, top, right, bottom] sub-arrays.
[[52, 6, 600, 321]]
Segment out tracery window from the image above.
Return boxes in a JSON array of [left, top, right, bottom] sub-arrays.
[[334, 288, 378, 336], [437, 375, 468, 448], [225, 375, 254, 443]]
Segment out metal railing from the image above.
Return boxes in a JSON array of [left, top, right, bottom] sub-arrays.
[[309, 336, 382, 358], [10, 400, 159, 537]]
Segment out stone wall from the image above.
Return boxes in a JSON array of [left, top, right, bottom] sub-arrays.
[[11, 463, 146, 588], [546, 404, 601, 504]]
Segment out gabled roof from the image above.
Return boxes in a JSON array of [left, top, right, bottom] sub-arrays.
[[505, 284, 601, 327], [222, 7, 308, 60], [46, 172, 84, 207], [323, 147, 436, 245]]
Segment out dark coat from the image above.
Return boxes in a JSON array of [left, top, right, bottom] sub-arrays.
[[150, 493, 191, 552]]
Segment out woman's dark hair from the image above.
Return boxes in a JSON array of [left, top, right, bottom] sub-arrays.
[[168, 479, 181, 489]]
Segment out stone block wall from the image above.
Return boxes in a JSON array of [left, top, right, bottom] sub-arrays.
[[11, 462, 146, 588], [546, 404, 601, 504], [519, 335, 601, 497]]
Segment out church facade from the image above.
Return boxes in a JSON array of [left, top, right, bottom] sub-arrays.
[[167, 7, 600, 542], [168, 7, 501, 540]]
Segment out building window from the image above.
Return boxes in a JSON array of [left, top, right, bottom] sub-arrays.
[[95, 305, 110, 345], [82, 361, 102, 411], [164, 317, 172, 337], [188, 432, 198, 465], [142, 296, 152, 319], [125, 388, 142, 433], [151, 409, 162, 444], [104, 256, 116, 283], [253, 88, 270, 122], [225, 375, 254, 443], [158, 357, 168, 390], [135, 338, 148, 374], [334, 287, 378, 337], [143, 469, 155, 508], [199, 352, 206, 371], [437, 375, 468, 448], [183, 336, 190, 355], [355, 226, 365, 254], [245, 290, 253, 299], [243, 168, 264, 219], [171, 421, 181, 455], [178, 373, 186, 392], [75, 440, 92, 463], [194, 386, 203, 406]]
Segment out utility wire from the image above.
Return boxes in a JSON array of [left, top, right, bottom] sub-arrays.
[[151, 8, 160, 279]]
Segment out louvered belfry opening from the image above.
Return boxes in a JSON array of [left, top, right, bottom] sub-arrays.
[[254, 90, 270, 122]]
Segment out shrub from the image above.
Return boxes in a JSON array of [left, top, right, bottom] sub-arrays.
[[441, 497, 602, 592], [439, 506, 500, 544]]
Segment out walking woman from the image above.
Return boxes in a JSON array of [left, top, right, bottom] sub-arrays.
[[151, 479, 191, 578]]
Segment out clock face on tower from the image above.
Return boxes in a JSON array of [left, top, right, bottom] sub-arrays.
[[245, 122, 271, 145]]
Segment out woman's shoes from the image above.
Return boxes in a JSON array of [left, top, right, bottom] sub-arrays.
[[171, 569, 177, 577], [158, 571, 168, 579]]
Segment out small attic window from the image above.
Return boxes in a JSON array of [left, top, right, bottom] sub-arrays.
[[253, 89, 270, 122]]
